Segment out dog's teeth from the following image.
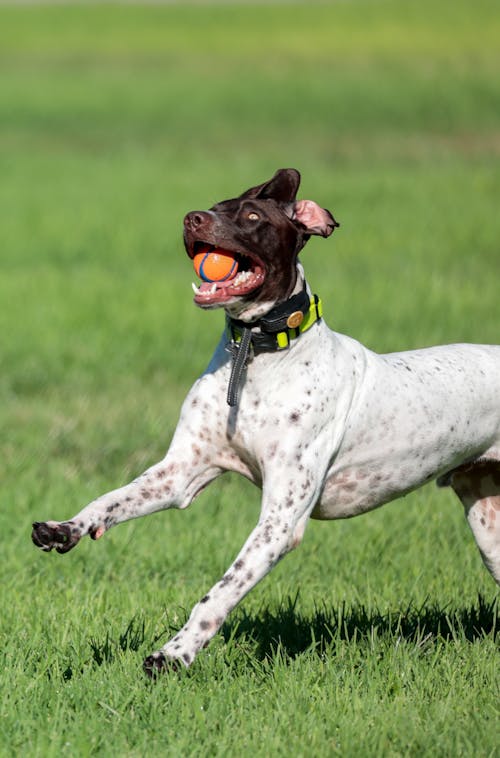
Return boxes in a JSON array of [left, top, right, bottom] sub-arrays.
[[210, 283, 217, 295], [191, 282, 200, 295], [233, 270, 252, 287]]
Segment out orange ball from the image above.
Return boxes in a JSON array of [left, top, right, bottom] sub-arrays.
[[193, 248, 238, 282]]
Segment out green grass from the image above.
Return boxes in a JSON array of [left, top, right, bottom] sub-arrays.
[[1, 1, 499, 755]]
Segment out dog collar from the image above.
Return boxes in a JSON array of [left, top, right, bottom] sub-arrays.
[[225, 288, 323, 406]]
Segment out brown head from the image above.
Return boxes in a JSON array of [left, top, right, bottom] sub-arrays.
[[183, 168, 338, 319]]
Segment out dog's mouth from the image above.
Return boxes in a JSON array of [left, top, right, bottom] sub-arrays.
[[190, 241, 265, 307]]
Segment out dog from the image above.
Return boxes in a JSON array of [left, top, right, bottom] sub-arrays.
[[32, 168, 500, 675]]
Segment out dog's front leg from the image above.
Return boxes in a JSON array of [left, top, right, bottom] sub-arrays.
[[32, 384, 225, 553], [32, 452, 221, 553], [144, 469, 322, 674]]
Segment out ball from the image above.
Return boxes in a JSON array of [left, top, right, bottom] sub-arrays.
[[193, 247, 238, 282]]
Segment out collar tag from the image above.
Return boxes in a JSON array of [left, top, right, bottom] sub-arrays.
[[286, 310, 304, 329]]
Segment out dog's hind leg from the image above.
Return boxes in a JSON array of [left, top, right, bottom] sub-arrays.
[[446, 460, 500, 584]]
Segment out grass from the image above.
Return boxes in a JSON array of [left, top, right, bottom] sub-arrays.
[[0, 1, 499, 755]]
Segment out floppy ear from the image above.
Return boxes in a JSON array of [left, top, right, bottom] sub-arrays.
[[239, 168, 301, 203], [292, 199, 339, 238]]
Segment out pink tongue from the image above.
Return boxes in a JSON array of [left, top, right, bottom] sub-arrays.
[[199, 281, 224, 292], [197, 280, 238, 298]]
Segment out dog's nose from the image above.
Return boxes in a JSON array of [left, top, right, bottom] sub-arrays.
[[184, 211, 210, 230]]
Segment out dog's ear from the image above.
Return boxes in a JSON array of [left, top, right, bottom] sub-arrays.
[[239, 168, 301, 203], [290, 199, 339, 238]]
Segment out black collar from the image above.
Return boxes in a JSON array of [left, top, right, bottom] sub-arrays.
[[225, 285, 323, 406]]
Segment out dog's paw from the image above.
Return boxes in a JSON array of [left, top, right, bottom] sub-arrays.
[[143, 652, 183, 678], [31, 520, 81, 554]]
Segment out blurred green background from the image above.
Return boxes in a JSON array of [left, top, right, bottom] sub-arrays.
[[0, 2, 498, 755]]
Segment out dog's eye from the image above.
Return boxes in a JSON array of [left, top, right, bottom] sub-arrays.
[[248, 212, 259, 221]]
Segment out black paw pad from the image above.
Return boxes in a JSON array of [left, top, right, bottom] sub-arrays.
[[31, 522, 77, 553], [143, 653, 181, 678]]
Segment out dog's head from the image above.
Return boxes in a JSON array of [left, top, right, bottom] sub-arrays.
[[183, 168, 338, 319]]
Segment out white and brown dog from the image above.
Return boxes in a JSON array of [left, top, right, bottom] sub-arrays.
[[33, 169, 500, 674]]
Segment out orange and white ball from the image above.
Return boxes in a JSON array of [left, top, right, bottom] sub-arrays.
[[193, 247, 238, 282]]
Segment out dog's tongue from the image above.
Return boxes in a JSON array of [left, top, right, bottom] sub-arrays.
[[198, 281, 225, 293]]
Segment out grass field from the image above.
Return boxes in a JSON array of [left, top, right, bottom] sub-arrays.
[[1, 1, 499, 755]]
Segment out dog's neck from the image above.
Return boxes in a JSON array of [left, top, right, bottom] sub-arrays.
[[223, 263, 321, 407], [224, 262, 308, 326]]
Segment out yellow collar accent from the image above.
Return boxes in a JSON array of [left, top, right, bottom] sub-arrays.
[[227, 295, 323, 352]]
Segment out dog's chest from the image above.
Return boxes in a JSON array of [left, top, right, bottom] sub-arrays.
[[222, 325, 356, 472]]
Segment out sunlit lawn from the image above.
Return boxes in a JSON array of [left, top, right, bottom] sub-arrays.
[[0, 2, 498, 755]]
